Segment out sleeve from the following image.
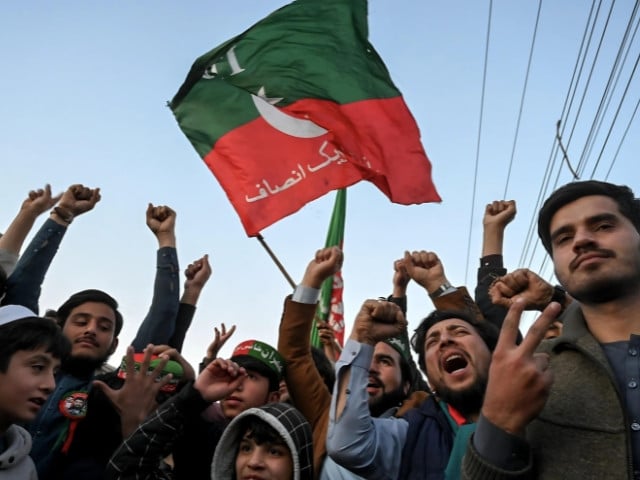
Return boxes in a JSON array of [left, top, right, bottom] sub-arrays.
[[326, 340, 408, 480], [277, 294, 332, 475], [166, 302, 195, 352], [1, 218, 67, 313], [433, 286, 485, 322], [105, 382, 209, 480], [0, 249, 18, 278], [130, 247, 180, 351], [475, 255, 509, 329], [461, 415, 533, 480]]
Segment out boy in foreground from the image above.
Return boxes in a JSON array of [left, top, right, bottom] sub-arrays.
[[0, 304, 70, 479]]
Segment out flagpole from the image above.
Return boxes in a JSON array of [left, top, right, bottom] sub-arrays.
[[256, 232, 342, 355], [255, 234, 296, 289]]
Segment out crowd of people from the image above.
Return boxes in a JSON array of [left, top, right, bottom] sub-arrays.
[[0, 178, 638, 479]]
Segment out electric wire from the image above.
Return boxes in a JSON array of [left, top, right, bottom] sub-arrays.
[[464, 0, 493, 285], [502, 0, 543, 200]]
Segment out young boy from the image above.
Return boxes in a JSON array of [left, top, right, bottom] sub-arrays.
[[0, 304, 70, 479], [105, 340, 286, 479], [211, 402, 313, 480]]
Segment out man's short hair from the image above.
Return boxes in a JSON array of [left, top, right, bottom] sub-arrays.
[[56, 289, 123, 336], [537, 180, 640, 254], [411, 309, 500, 374]]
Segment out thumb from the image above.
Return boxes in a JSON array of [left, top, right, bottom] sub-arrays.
[[91, 379, 115, 399]]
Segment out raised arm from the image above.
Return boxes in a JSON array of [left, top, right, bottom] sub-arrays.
[[0, 184, 61, 278], [476, 200, 516, 326], [2, 184, 101, 312], [130, 204, 180, 351], [169, 254, 212, 352], [403, 250, 484, 320], [277, 245, 342, 475]]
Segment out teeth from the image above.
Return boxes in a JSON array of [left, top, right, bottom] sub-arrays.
[[443, 353, 468, 373]]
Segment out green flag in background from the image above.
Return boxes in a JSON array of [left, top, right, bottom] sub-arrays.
[[311, 188, 346, 349], [170, 0, 440, 237]]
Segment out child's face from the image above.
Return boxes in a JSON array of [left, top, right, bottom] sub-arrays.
[[221, 369, 279, 419], [0, 347, 59, 427], [235, 431, 293, 480]]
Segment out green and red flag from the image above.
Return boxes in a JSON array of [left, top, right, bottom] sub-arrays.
[[311, 188, 346, 349], [170, 0, 441, 236]]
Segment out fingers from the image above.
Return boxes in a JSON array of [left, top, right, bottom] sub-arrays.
[[91, 379, 111, 395], [123, 345, 137, 378], [137, 344, 155, 377], [209, 358, 245, 377], [370, 299, 406, 327], [533, 352, 550, 372], [520, 302, 562, 356], [223, 324, 237, 340], [495, 299, 527, 350]]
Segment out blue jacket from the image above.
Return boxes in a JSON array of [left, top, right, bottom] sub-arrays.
[[398, 395, 455, 480]]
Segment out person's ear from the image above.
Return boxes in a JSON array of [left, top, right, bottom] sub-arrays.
[[403, 380, 411, 396], [267, 390, 281, 403], [107, 337, 119, 356]]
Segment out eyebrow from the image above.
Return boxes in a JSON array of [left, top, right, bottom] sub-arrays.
[[550, 212, 619, 243], [374, 353, 396, 364], [426, 323, 470, 339], [71, 312, 114, 326], [27, 353, 54, 365]]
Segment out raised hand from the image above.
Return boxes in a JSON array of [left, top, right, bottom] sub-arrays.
[[146, 203, 176, 247], [350, 299, 407, 346], [184, 254, 212, 291], [317, 321, 336, 346], [194, 358, 247, 402], [301, 246, 343, 289], [483, 200, 517, 229], [21, 184, 61, 217], [57, 184, 101, 217], [392, 258, 411, 296], [489, 268, 555, 311], [481, 200, 516, 257], [403, 250, 450, 294], [0, 184, 63, 256], [93, 345, 171, 437], [205, 323, 237, 360], [481, 299, 560, 435]]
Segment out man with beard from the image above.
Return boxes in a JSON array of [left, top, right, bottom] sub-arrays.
[[327, 299, 499, 480], [27, 289, 123, 479], [463, 180, 640, 480]]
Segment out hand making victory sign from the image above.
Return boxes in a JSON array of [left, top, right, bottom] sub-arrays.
[[480, 299, 561, 436]]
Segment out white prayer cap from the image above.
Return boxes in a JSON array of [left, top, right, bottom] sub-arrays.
[[0, 304, 38, 327]]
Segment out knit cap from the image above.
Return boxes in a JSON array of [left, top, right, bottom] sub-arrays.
[[384, 330, 412, 361]]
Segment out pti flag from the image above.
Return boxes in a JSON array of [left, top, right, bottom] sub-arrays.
[[311, 188, 346, 348], [170, 0, 441, 236]]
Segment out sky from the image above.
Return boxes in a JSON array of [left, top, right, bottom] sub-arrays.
[[1, 0, 638, 369]]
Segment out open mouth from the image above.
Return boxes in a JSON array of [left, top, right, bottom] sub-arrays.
[[442, 353, 468, 374], [367, 377, 382, 394]]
